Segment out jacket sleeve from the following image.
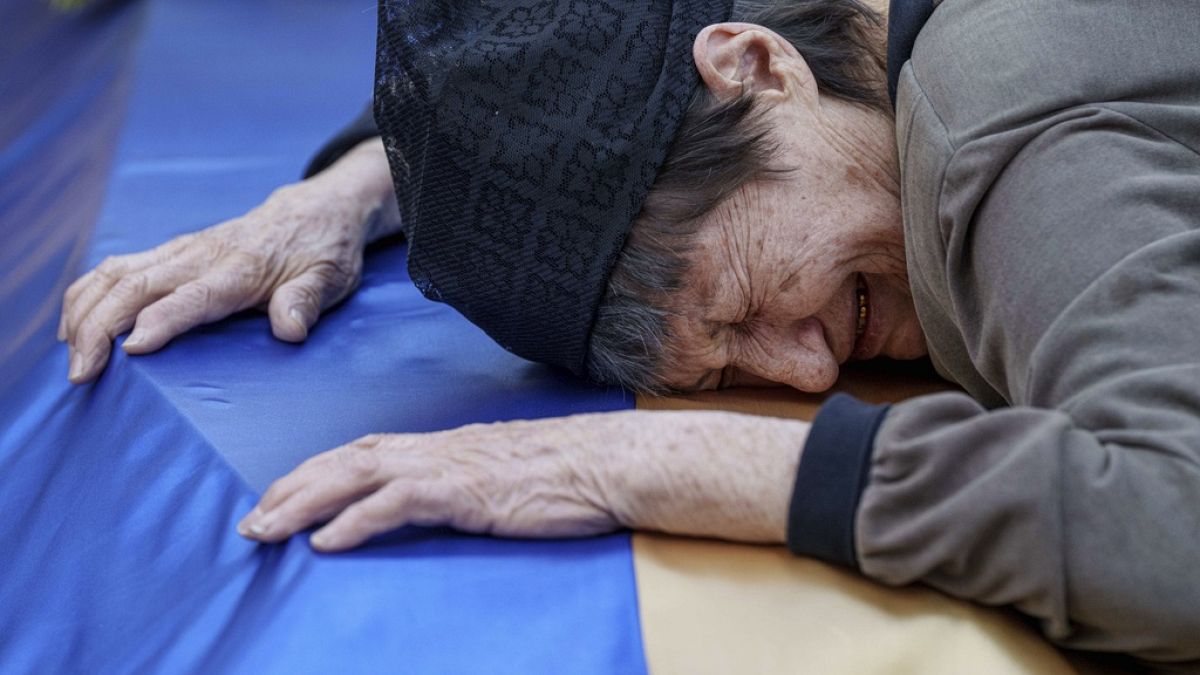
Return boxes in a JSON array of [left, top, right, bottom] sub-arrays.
[[791, 114, 1200, 664], [302, 103, 379, 179], [861, 381, 1200, 663]]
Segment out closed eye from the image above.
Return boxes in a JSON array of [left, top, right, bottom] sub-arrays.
[[682, 369, 723, 393], [717, 366, 735, 389]]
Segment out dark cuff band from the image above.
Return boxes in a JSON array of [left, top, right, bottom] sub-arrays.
[[302, 103, 380, 179], [786, 393, 890, 569]]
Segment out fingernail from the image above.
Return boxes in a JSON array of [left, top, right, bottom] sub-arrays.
[[236, 507, 261, 535], [310, 530, 330, 549], [124, 329, 146, 348], [68, 352, 83, 380], [247, 509, 275, 537], [289, 307, 307, 328]]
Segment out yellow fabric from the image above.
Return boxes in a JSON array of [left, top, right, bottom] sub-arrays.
[[632, 364, 1077, 674], [632, 535, 1075, 675]]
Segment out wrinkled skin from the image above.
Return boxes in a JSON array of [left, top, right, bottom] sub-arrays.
[[238, 411, 807, 551], [60, 139, 400, 383], [655, 21, 925, 393]]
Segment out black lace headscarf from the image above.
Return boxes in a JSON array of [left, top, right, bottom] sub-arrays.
[[374, 0, 732, 376]]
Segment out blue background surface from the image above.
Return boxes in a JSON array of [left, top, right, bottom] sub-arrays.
[[0, 1, 645, 672]]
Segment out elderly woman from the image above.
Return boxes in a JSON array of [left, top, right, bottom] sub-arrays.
[[59, 0, 1200, 665]]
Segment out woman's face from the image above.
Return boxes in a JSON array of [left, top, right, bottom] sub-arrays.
[[658, 22, 927, 392], [658, 170, 927, 393]]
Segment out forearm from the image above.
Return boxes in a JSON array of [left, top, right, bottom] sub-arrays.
[[240, 410, 809, 550], [591, 410, 808, 544]]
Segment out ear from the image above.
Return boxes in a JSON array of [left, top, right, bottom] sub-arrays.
[[692, 22, 817, 105]]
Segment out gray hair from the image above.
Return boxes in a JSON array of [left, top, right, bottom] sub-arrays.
[[586, 0, 888, 392]]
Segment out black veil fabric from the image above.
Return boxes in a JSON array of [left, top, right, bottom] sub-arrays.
[[374, 0, 732, 376]]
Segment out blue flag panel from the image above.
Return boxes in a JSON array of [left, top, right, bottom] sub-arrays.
[[0, 1, 645, 672]]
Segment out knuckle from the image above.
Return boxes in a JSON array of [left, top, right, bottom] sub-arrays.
[[96, 255, 121, 274], [226, 249, 261, 269], [299, 449, 337, 471], [313, 260, 356, 288], [134, 303, 164, 329], [95, 255, 131, 279], [341, 502, 380, 533], [63, 277, 86, 305], [286, 280, 322, 311], [179, 281, 215, 309], [76, 315, 108, 344], [352, 434, 386, 450], [75, 332, 109, 363], [111, 273, 149, 300], [259, 483, 285, 509], [337, 446, 381, 480]]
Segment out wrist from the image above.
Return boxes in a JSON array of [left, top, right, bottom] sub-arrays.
[[598, 411, 808, 544], [303, 137, 402, 243]]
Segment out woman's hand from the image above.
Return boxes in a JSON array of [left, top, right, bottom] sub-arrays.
[[60, 138, 400, 383], [237, 411, 809, 552]]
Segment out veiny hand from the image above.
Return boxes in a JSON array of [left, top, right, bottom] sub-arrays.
[[60, 138, 399, 383], [237, 411, 809, 552]]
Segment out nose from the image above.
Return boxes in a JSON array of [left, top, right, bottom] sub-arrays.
[[742, 317, 839, 392]]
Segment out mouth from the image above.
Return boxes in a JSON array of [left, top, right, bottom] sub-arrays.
[[855, 275, 869, 338], [852, 274, 870, 358]]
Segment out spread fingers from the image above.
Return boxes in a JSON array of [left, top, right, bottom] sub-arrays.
[[67, 265, 194, 383], [122, 266, 264, 357]]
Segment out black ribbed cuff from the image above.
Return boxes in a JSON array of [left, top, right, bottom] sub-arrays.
[[302, 103, 380, 179], [786, 393, 890, 569]]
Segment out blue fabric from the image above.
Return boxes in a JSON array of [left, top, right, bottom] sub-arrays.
[[0, 1, 645, 673]]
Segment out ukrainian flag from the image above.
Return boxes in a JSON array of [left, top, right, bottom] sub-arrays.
[[0, 1, 1074, 672]]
